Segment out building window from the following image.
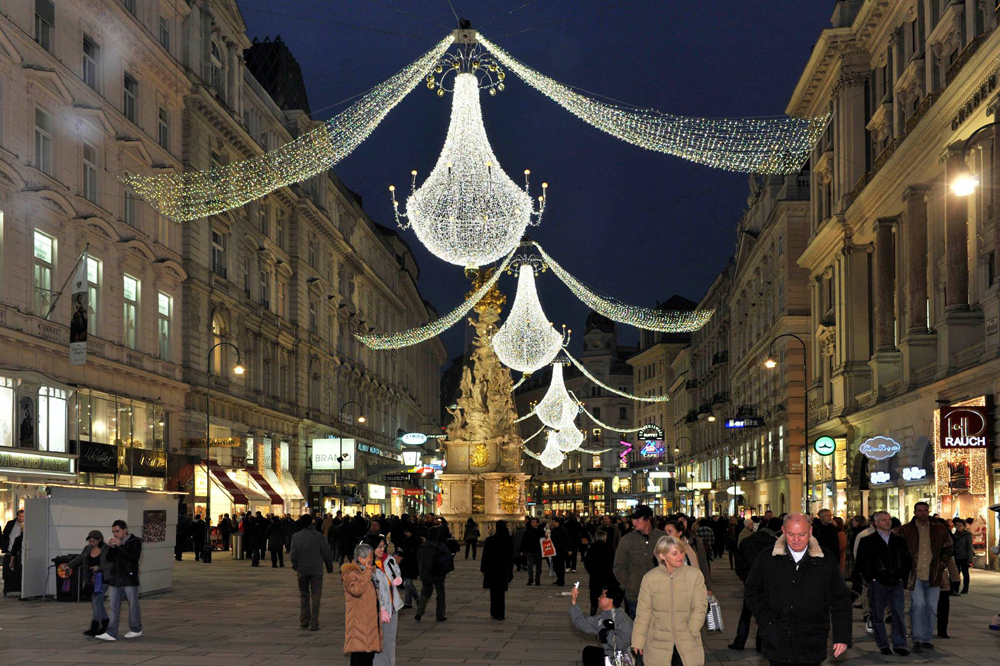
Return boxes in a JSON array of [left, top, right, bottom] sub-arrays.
[[158, 292, 172, 361], [34, 108, 54, 175], [86, 256, 101, 337], [83, 36, 99, 90], [157, 108, 168, 148], [276, 211, 286, 250], [242, 256, 251, 296], [211, 231, 226, 278], [259, 270, 270, 308], [592, 407, 601, 420], [280, 441, 289, 471], [277, 280, 287, 318], [123, 73, 138, 123], [158, 17, 170, 50], [212, 316, 225, 375], [122, 275, 139, 349], [122, 0, 136, 14], [35, 0, 54, 53], [308, 236, 317, 266], [33, 230, 54, 317], [309, 300, 318, 332], [619, 406, 627, 420], [210, 41, 224, 94], [38, 387, 67, 452], [259, 202, 269, 236], [123, 190, 137, 227], [592, 454, 601, 469], [83, 142, 99, 203]]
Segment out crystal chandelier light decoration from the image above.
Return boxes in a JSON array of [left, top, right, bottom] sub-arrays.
[[534, 362, 577, 430], [523, 430, 566, 470], [390, 49, 546, 268], [555, 424, 585, 453], [491, 264, 566, 374]]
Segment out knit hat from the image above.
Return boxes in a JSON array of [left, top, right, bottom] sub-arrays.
[[87, 530, 104, 541]]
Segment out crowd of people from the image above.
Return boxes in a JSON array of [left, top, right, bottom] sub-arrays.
[[7, 499, 987, 666]]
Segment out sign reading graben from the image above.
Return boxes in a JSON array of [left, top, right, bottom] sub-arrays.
[[939, 406, 990, 449]]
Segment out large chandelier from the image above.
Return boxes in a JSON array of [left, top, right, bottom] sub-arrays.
[[391, 63, 546, 268], [492, 264, 564, 374], [535, 362, 577, 429]]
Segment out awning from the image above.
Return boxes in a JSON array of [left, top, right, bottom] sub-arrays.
[[247, 467, 284, 508], [278, 471, 305, 501], [227, 477, 269, 503], [264, 468, 304, 502], [206, 461, 248, 505]]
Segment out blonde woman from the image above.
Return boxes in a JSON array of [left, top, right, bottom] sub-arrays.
[[632, 535, 707, 666]]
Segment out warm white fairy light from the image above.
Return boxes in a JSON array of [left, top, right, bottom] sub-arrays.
[[534, 362, 577, 429], [522, 425, 545, 445], [578, 406, 645, 433], [478, 34, 829, 175], [492, 265, 565, 373], [124, 36, 454, 222], [566, 350, 669, 402], [555, 424, 585, 453], [391, 72, 546, 267], [357, 248, 515, 350], [510, 374, 527, 391], [538, 431, 567, 469], [535, 242, 713, 333]]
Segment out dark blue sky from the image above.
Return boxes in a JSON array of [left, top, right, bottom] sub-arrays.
[[237, 1, 835, 360]]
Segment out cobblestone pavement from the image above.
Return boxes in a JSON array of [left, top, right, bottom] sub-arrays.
[[2, 551, 999, 665]]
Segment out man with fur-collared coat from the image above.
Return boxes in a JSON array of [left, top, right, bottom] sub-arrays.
[[744, 514, 852, 666]]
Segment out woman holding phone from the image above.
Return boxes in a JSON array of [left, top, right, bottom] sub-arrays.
[[67, 530, 111, 636]]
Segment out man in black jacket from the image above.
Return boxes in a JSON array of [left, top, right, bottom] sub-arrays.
[[415, 526, 453, 622], [812, 509, 840, 560], [190, 514, 207, 561], [855, 511, 911, 656], [549, 516, 571, 586], [522, 517, 543, 585], [95, 520, 143, 641], [728, 517, 780, 651], [290, 514, 333, 630], [744, 514, 851, 666]]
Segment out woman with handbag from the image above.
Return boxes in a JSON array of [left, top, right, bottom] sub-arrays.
[[632, 535, 707, 666], [363, 535, 403, 666], [67, 530, 111, 636]]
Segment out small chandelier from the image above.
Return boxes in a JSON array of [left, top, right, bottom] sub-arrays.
[[539, 430, 566, 469], [535, 362, 577, 430], [492, 264, 565, 374], [555, 424, 585, 453], [391, 68, 546, 268]]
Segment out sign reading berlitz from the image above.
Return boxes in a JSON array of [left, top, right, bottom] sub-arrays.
[[940, 405, 991, 449]]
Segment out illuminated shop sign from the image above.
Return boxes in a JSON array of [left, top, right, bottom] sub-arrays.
[[641, 440, 665, 457], [401, 432, 428, 445], [813, 436, 836, 456], [725, 417, 765, 429], [859, 436, 901, 460], [0, 450, 75, 475], [939, 406, 990, 449], [871, 471, 892, 484], [902, 467, 927, 481]]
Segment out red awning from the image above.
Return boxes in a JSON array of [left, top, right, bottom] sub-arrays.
[[206, 461, 249, 505], [247, 467, 284, 508]]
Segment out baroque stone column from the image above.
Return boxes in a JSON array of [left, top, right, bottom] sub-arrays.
[[944, 150, 970, 310], [873, 217, 897, 352]]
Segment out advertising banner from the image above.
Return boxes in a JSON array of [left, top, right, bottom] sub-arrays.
[[312, 438, 355, 470]]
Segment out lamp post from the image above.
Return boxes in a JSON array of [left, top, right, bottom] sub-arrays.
[[337, 400, 366, 516], [204, 341, 244, 564], [950, 120, 1000, 196], [764, 333, 810, 515], [671, 436, 692, 513]]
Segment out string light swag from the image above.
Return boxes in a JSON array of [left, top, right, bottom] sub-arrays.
[[534, 242, 713, 333], [124, 36, 454, 221], [391, 70, 547, 268], [577, 403, 645, 433], [534, 361, 578, 430], [477, 34, 829, 175], [510, 374, 527, 391], [521, 425, 545, 445], [566, 350, 670, 402], [492, 264, 567, 374], [356, 247, 515, 350]]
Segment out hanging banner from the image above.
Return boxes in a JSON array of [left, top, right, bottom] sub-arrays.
[[69, 255, 89, 366]]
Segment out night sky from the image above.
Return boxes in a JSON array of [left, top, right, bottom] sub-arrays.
[[236, 1, 835, 361]]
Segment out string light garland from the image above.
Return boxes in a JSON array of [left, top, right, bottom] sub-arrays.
[[522, 425, 545, 445], [356, 248, 515, 349], [565, 350, 670, 402], [577, 405, 645, 433], [123, 36, 454, 221], [391, 71, 546, 267], [534, 242, 713, 333], [510, 374, 527, 391], [478, 34, 829, 175], [491, 264, 566, 373], [534, 362, 577, 429]]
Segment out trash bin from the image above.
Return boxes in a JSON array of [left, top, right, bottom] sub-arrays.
[[53, 554, 87, 602], [232, 532, 244, 560]]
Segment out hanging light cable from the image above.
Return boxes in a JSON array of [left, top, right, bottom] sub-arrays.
[[565, 351, 670, 402]]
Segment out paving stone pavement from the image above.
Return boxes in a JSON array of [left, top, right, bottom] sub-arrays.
[[1, 551, 999, 665]]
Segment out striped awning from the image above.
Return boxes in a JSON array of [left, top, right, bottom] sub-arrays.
[[247, 467, 284, 508], [206, 461, 248, 505]]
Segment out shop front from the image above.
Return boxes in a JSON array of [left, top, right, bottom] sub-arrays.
[[193, 460, 271, 522]]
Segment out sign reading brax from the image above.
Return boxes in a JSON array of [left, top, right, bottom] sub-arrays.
[[939, 406, 991, 449]]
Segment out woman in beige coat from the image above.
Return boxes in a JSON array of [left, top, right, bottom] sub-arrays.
[[341, 543, 383, 666], [632, 535, 708, 666]]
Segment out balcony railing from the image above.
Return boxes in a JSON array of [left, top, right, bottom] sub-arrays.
[[212, 263, 227, 280], [946, 31, 991, 86], [685, 379, 698, 390], [712, 391, 730, 406], [258, 299, 270, 309], [712, 351, 729, 365]]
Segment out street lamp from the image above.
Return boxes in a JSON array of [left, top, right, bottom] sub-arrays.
[[203, 341, 243, 563], [337, 400, 366, 516], [950, 120, 1000, 196], [763, 333, 810, 515]]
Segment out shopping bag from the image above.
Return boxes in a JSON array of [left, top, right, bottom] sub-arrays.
[[706, 593, 724, 631], [93, 572, 103, 594], [540, 538, 556, 558]]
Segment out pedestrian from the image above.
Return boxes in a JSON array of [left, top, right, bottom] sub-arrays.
[[728, 516, 780, 652], [414, 526, 453, 622], [480, 520, 514, 620], [549, 516, 571, 586], [744, 513, 852, 666], [897, 501, 953, 652], [664, 520, 713, 594], [174, 512, 190, 561], [462, 517, 480, 560], [523, 517, 543, 585], [694, 518, 715, 560], [936, 553, 960, 639], [341, 542, 383, 666], [737, 517, 755, 547], [67, 530, 111, 636], [726, 515, 739, 569], [190, 514, 207, 561], [219, 513, 232, 552], [583, 531, 615, 616], [565, 514, 581, 573], [570, 582, 633, 666], [364, 535, 403, 666], [1, 509, 22, 598], [631, 535, 708, 666], [812, 508, 840, 559], [397, 526, 422, 609], [266, 515, 285, 568], [854, 511, 911, 656], [951, 518, 972, 594], [95, 520, 143, 641], [245, 514, 262, 566], [833, 516, 847, 571], [612, 505, 666, 619], [511, 521, 526, 572], [290, 514, 333, 631]]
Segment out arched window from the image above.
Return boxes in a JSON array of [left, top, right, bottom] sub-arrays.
[[212, 315, 225, 375]]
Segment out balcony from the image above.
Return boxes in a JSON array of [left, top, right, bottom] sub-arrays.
[[685, 410, 699, 423], [946, 31, 991, 86], [212, 263, 227, 280], [712, 351, 729, 366], [712, 391, 730, 406], [697, 402, 712, 415], [904, 89, 940, 135], [258, 299, 270, 310], [685, 379, 698, 391]]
